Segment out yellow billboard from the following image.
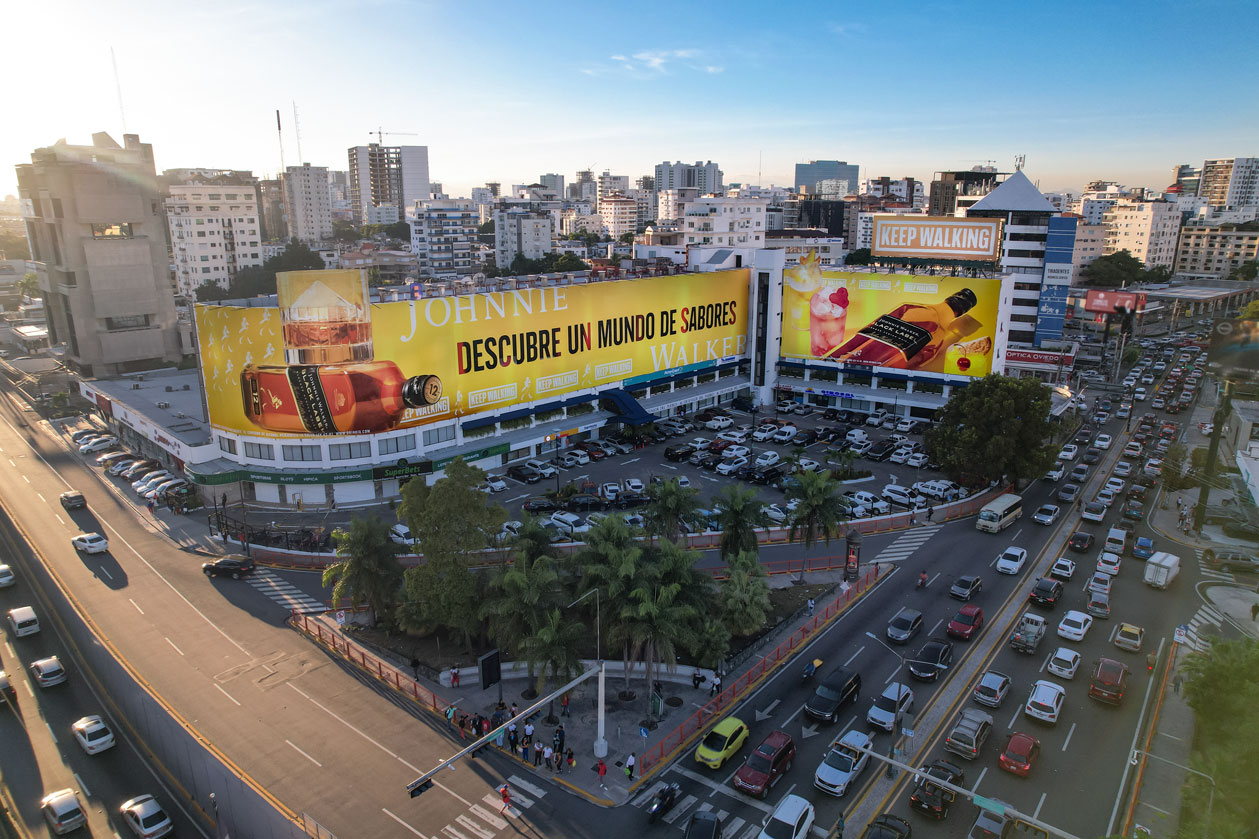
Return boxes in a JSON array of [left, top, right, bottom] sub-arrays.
[[781, 254, 1001, 377], [871, 216, 1002, 261], [196, 269, 749, 436]]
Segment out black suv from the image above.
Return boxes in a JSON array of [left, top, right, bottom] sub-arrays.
[[908, 639, 952, 681], [803, 667, 861, 722], [506, 465, 541, 484], [909, 759, 965, 819], [867, 439, 899, 461], [860, 815, 911, 838], [665, 444, 695, 462], [202, 557, 256, 579], [1028, 576, 1064, 608]]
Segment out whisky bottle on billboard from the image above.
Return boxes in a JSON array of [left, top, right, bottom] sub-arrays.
[[240, 269, 442, 434], [824, 288, 978, 369]]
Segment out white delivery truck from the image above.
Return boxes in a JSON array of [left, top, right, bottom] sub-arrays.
[[1143, 551, 1181, 589]]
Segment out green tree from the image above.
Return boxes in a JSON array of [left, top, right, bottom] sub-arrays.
[[19, 272, 39, 298], [519, 608, 586, 701], [713, 484, 768, 558], [580, 517, 651, 690], [618, 232, 635, 244], [195, 282, 233, 302], [384, 220, 411, 241], [332, 219, 360, 243], [687, 617, 731, 671], [396, 553, 481, 646], [845, 248, 871, 266], [1080, 250, 1145, 287], [478, 220, 495, 234], [1143, 265, 1173, 284], [644, 477, 701, 543], [619, 541, 706, 703], [786, 469, 846, 575], [481, 552, 562, 683], [1241, 299, 1259, 320], [925, 374, 1057, 487], [1228, 260, 1259, 282], [322, 516, 403, 626], [1162, 442, 1188, 491], [1122, 345, 1141, 366], [718, 550, 771, 636]]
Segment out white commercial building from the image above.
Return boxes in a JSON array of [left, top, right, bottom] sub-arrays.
[[1199, 158, 1259, 209], [599, 194, 638, 239], [409, 198, 478, 278], [1070, 222, 1106, 283], [682, 196, 767, 248], [1102, 198, 1180, 268], [560, 210, 603, 236], [657, 188, 699, 222], [166, 177, 263, 296], [596, 171, 629, 208], [493, 208, 553, 268], [654, 160, 723, 194], [282, 163, 334, 245]]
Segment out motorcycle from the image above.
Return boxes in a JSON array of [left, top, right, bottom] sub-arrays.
[[801, 657, 823, 683], [916, 572, 928, 590], [647, 782, 681, 823]]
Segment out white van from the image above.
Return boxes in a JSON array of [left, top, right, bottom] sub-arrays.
[[881, 485, 924, 510], [1143, 552, 1180, 589], [975, 493, 1022, 533], [550, 511, 590, 535], [1104, 527, 1127, 555], [389, 523, 416, 546], [7, 606, 40, 638]]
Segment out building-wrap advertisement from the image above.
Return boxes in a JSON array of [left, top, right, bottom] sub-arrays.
[[1206, 318, 1259, 379], [871, 216, 1003, 261], [781, 253, 1004, 376], [195, 269, 749, 436]]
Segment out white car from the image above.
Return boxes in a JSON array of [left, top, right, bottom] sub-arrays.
[[557, 451, 589, 468], [598, 482, 621, 501], [1096, 551, 1122, 576], [1088, 571, 1113, 595], [72, 715, 116, 754], [119, 794, 174, 839], [1058, 444, 1079, 462], [1081, 502, 1107, 523], [484, 476, 508, 493], [1050, 557, 1076, 580], [1123, 441, 1143, 458], [1134, 387, 1148, 401], [1024, 680, 1066, 723], [131, 470, 170, 491], [71, 532, 109, 554], [389, 523, 416, 545], [524, 459, 558, 478], [1104, 477, 1126, 494], [797, 457, 820, 472], [1095, 489, 1117, 508], [0, 563, 14, 588], [1047, 647, 1081, 680], [1044, 465, 1065, 482], [771, 425, 798, 443], [723, 445, 750, 459], [814, 728, 872, 797], [1032, 504, 1060, 526], [1057, 610, 1093, 641], [31, 656, 68, 688], [752, 425, 778, 442], [718, 429, 749, 443], [1114, 461, 1133, 477], [905, 452, 929, 467], [1144, 459, 1163, 477], [79, 436, 118, 453], [1094, 433, 1112, 450], [867, 682, 914, 731], [145, 479, 188, 500], [704, 416, 733, 431], [755, 450, 781, 468], [624, 478, 644, 492], [716, 456, 747, 476], [889, 449, 912, 464], [41, 789, 87, 835], [995, 546, 1028, 575], [761, 504, 788, 524], [756, 794, 814, 839]]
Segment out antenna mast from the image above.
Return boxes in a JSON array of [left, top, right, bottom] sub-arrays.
[[110, 47, 127, 133], [276, 109, 286, 174], [293, 102, 304, 163]]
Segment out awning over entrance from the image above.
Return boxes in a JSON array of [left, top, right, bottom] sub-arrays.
[[598, 388, 658, 426]]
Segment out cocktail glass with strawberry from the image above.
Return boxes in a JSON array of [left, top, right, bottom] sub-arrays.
[[809, 285, 849, 357]]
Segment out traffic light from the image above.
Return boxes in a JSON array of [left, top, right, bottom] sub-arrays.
[[408, 779, 434, 798]]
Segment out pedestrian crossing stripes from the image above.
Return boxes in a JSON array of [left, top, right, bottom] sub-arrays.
[[1192, 548, 1236, 583], [248, 569, 326, 614], [627, 785, 776, 839], [1182, 604, 1222, 652], [871, 524, 942, 564]]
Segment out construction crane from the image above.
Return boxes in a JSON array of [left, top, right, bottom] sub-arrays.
[[370, 127, 418, 145]]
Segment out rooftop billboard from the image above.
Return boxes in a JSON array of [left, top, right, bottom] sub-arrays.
[[1083, 289, 1146, 314], [196, 268, 749, 437], [1206, 318, 1259, 380], [871, 216, 1003, 262], [781, 254, 1004, 377]]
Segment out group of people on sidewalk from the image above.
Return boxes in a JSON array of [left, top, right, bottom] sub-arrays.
[[444, 699, 578, 774]]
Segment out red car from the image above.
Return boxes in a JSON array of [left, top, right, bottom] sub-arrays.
[[998, 732, 1041, 777], [732, 730, 795, 799], [946, 605, 984, 641]]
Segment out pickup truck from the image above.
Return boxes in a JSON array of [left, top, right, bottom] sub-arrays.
[[1009, 612, 1047, 654]]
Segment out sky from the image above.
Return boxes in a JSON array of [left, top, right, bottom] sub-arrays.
[[5, 0, 1258, 200]]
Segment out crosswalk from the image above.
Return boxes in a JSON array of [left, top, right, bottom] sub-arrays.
[[1182, 603, 1222, 653], [451, 775, 545, 837], [629, 782, 758, 837], [248, 568, 326, 614], [871, 524, 942, 564], [1192, 548, 1235, 583]]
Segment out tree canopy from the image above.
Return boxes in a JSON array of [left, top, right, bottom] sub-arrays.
[[844, 248, 872, 266], [925, 374, 1057, 487], [487, 251, 589, 278], [1241, 299, 1259, 320], [195, 240, 326, 301], [323, 516, 403, 626], [1079, 250, 1145, 288], [1229, 260, 1259, 282]]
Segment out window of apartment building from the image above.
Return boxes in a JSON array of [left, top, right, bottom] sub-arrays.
[[202, 268, 211, 274], [282, 444, 321, 462], [219, 436, 238, 455], [200, 255, 209, 261], [91, 223, 133, 239], [329, 441, 371, 460], [423, 425, 455, 447], [51, 198, 64, 218], [105, 314, 150, 330], [195, 217, 204, 223], [208, 194, 222, 200], [378, 434, 416, 455], [244, 442, 274, 460]]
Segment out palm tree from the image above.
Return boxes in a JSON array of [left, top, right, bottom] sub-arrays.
[[718, 550, 772, 636], [519, 608, 587, 718], [714, 484, 768, 558], [581, 516, 650, 693], [324, 516, 403, 626], [507, 516, 554, 565], [786, 469, 847, 580], [480, 553, 561, 678], [644, 477, 700, 543], [621, 543, 702, 710]]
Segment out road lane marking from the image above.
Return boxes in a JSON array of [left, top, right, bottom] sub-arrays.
[[506, 493, 528, 503], [884, 665, 900, 685], [454, 815, 494, 839], [382, 808, 431, 838], [843, 645, 865, 666], [215, 684, 241, 706], [46, 721, 59, 743], [624, 457, 640, 464], [971, 766, 987, 792], [1062, 722, 1077, 751], [98, 567, 113, 581], [287, 739, 323, 767], [54, 514, 64, 524], [37, 492, 45, 502], [664, 794, 698, 822], [1006, 707, 1021, 730], [467, 806, 507, 831], [1038, 652, 1051, 673], [1033, 791, 1046, 819], [505, 776, 546, 799], [129, 599, 145, 615], [929, 618, 943, 636], [21, 475, 28, 483], [164, 637, 184, 656], [73, 773, 90, 797]]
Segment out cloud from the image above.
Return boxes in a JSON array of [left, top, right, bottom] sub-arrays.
[[701, 65, 724, 74], [585, 48, 712, 77], [825, 21, 867, 36]]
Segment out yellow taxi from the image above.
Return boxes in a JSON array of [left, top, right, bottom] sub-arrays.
[[695, 715, 749, 769]]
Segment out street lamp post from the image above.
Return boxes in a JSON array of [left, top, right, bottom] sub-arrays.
[[1130, 749, 1215, 839], [568, 588, 607, 758], [866, 631, 948, 777]]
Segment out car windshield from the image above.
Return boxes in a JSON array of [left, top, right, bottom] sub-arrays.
[[890, 616, 912, 630], [824, 749, 855, 772], [976, 684, 997, 698], [761, 816, 797, 839], [746, 753, 772, 773], [814, 685, 842, 702], [874, 694, 899, 712], [702, 731, 728, 751], [978, 510, 998, 522], [954, 612, 976, 626]]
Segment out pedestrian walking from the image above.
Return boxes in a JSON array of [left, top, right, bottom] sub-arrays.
[[926, 506, 934, 523], [544, 745, 554, 770], [909, 510, 916, 525], [560, 693, 570, 717], [533, 740, 543, 766], [450, 666, 460, 687], [1250, 602, 1259, 622], [510, 702, 519, 718], [807, 598, 815, 616], [410, 657, 420, 680], [597, 758, 608, 789], [1173, 672, 1183, 695], [625, 752, 636, 780], [458, 715, 467, 740], [555, 749, 564, 774], [692, 667, 703, 690], [1176, 497, 1183, 511], [709, 673, 722, 697], [444, 705, 455, 730], [566, 747, 575, 770], [500, 786, 512, 815]]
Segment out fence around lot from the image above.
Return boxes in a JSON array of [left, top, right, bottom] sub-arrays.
[[636, 562, 886, 775]]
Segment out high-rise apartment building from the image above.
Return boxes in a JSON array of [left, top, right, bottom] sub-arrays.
[[1102, 198, 1180, 268], [409, 198, 478, 278], [1198, 158, 1259, 209], [864, 176, 924, 209], [682, 197, 767, 248], [493, 209, 553, 268], [282, 163, 334, 245], [657, 188, 699, 223], [347, 143, 430, 225], [257, 178, 288, 242], [596, 171, 629, 208], [539, 173, 565, 198], [928, 167, 1007, 217], [15, 132, 180, 376], [599, 195, 638, 239], [165, 171, 263, 296], [1170, 164, 1201, 197], [1174, 225, 1259, 279], [569, 170, 597, 204], [655, 161, 723, 195], [1070, 221, 1106, 284], [794, 160, 857, 195]]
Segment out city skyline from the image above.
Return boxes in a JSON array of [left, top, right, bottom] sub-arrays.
[[6, 0, 1258, 201]]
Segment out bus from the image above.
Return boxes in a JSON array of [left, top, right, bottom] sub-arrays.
[[976, 493, 1022, 533]]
